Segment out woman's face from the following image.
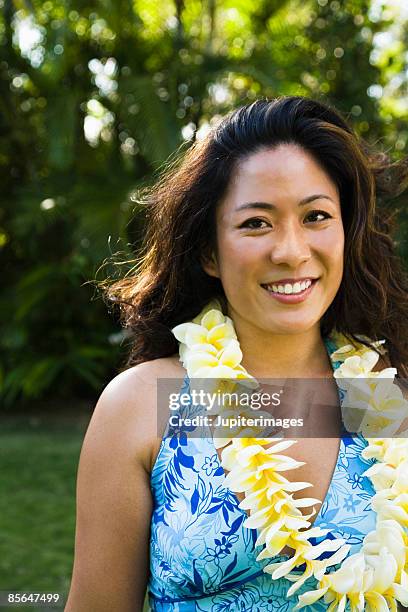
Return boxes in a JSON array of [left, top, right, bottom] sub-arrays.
[[203, 144, 344, 337]]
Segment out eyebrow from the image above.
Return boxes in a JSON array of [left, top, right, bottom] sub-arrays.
[[235, 194, 335, 212]]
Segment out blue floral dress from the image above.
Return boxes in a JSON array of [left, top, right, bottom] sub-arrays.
[[148, 339, 376, 611]]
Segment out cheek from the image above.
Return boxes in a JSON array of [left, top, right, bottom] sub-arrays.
[[323, 231, 344, 279], [315, 226, 344, 267], [218, 235, 260, 275]]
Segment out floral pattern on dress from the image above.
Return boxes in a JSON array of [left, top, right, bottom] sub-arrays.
[[148, 339, 377, 611]]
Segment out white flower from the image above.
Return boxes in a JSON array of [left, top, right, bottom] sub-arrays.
[[334, 350, 397, 381], [172, 304, 408, 611]]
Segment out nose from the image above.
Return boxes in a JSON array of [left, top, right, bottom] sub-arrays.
[[269, 221, 312, 267]]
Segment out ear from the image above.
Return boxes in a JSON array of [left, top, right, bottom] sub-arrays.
[[201, 251, 220, 279]]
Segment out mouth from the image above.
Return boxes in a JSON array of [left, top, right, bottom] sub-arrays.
[[260, 278, 319, 303]]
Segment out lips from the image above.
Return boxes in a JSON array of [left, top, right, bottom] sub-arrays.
[[261, 278, 319, 295], [260, 278, 319, 303]]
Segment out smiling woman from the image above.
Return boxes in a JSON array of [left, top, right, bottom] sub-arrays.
[[201, 144, 345, 359], [66, 97, 408, 612]]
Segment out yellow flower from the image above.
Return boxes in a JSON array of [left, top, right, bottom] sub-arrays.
[[362, 520, 405, 576], [334, 350, 397, 381], [335, 351, 402, 435], [295, 553, 369, 610], [382, 439, 408, 467], [172, 307, 256, 384], [172, 303, 408, 611]]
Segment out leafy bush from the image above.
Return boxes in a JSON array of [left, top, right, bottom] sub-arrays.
[[1, 0, 406, 407]]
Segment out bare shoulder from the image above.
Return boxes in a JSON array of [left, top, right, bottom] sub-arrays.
[[101, 353, 184, 396], [65, 354, 185, 611], [88, 354, 185, 472]]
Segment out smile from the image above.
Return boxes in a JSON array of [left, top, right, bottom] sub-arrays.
[[260, 278, 318, 303]]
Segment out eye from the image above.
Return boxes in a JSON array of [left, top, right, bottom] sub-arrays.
[[304, 210, 332, 224], [239, 218, 271, 230]]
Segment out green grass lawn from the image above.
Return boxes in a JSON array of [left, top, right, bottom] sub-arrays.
[[0, 414, 88, 611]]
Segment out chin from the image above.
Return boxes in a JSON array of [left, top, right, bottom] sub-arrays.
[[262, 316, 320, 335]]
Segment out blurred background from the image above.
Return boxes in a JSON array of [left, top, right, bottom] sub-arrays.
[[1, 0, 407, 607]]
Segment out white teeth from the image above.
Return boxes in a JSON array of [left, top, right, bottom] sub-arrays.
[[263, 279, 314, 295]]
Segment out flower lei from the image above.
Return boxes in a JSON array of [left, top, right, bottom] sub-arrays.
[[172, 300, 408, 611]]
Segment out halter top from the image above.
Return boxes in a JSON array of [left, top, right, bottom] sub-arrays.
[[147, 338, 376, 611]]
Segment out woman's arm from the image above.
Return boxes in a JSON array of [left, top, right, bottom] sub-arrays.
[[65, 365, 158, 612]]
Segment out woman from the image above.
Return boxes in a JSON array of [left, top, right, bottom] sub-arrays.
[[66, 97, 408, 611]]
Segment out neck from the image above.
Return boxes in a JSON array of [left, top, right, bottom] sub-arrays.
[[231, 318, 332, 379]]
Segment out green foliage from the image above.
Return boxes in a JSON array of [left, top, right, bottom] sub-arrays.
[[0, 0, 407, 407]]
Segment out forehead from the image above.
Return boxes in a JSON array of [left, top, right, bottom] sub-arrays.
[[220, 144, 339, 212]]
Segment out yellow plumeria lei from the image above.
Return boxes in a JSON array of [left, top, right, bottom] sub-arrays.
[[172, 300, 408, 611]]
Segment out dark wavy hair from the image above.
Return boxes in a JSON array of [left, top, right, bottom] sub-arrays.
[[104, 96, 408, 376]]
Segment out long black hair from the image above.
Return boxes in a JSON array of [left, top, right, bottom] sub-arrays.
[[103, 96, 408, 376]]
